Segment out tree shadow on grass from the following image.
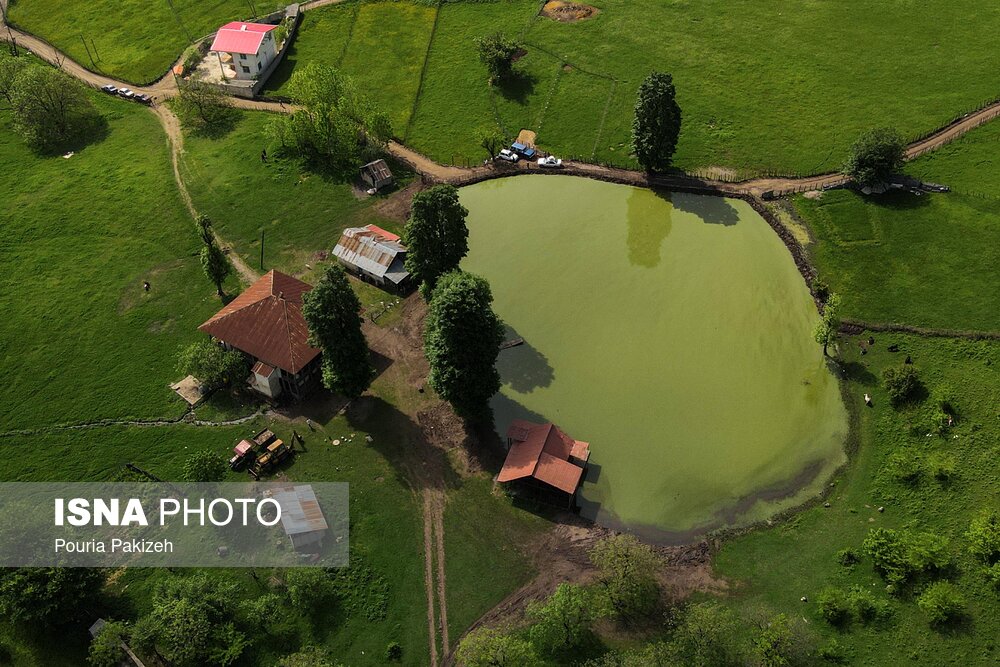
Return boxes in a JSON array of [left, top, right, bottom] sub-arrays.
[[495, 69, 539, 105], [863, 187, 932, 212], [36, 111, 109, 156]]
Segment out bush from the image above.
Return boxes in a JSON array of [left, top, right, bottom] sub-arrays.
[[384, 641, 402, 662], [917, 581, 965, 627], [816, 587, 851, 626], [966, 511, 1000, 564], [862, 528, 950, 589], [843, 127, 905, 187], [811, 277, 830, 300], [881, 365, 922, 406], [847, 586, 892, 626], [836, 547, 861, 567], [885, 448, 924, 485], [181, 450, 226, 483], [285, 569, 336, 615], [984, 562, 1000, 590], [818, 638, 849, 663], [927, 452, 956, 483]]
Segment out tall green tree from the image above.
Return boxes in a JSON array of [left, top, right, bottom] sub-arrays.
[[476, 124, 507, 161], [302, 263, 374, 398], [812, 293, 842, 357], [200, 239, 232, 296], [424, 271, 504, 421], [589, 534, 660, 621], [475, 32, 521, 84], [0, 568, 103, 626], [175, 79, 234, 134], [194, 214, 215, 245], [10, 64, 101, 152], [403, 184, 470, 297], [844, 127, 905, 188], [455, 628, 542, 667], [176, 339, 247, 388], [527, 583, 601, 654], [631, 71, 682, 172]]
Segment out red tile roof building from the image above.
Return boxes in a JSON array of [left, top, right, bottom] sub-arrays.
[[199, 271, 321, 400], [497, 420, 590, 498]]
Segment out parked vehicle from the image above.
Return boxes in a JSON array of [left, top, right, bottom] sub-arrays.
[[496, 149, 519, 163], [537, 155, 563, 168], [510, 142, 536, 160], [228, 439, 255, 471], [134, 93, 152, 105], [117, 88, 135, 99], [100, 84, 118, 95]]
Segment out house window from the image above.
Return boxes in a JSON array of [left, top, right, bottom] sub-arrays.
[[239, 53, 246, 60], [242, 66, 251, 74]]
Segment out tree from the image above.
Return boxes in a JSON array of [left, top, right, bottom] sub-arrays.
[[967, 511, 1000, 564], [0, 568, 103, 625], [812, 293, 841, 357], [917, 581, 965, 627], [862, 527, 950, 590], [403, 184, 470, 297], [201, 239, 232, 296], [881, 365, 922, 407], [182, 450, 227, 482], [844, 127, 905, 188], [0, 51, 26, 107], [751, 614, 809, 667], [476, 124, 507, 161], [424, 271, 504, 421], [131, 575, 248, 667], [276, 646, 340, 667], [175, 79, 234, 133], [10, 64, 101, 152], [195, 214, 215, 245], [475, 32, 520, 83], [88, 621, 129, 667], [455, 628, 542, 667], [266, 63, 391, 174], [631, 72, 682, 172], [527, 583, 600, 653], [176, 339, 248, 388], [665, 602, 745, 666], [284, 569, 337, 615], [301, 263, 374, 398], [589, 534, 660, 621]]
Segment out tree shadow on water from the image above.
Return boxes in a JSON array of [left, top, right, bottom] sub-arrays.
[[671, 190, 740, 226], [497, 324, 555, 393], [627, 188, 673, 268]]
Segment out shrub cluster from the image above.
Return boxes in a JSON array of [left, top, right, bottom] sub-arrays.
[[862, 528, 951, 590], [881, 365, 922, 406]]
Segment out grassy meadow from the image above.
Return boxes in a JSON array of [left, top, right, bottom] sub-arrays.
[[7, 0, 255, 84], [794, 120, 1000, 332], [715, 334, 1000, 665]]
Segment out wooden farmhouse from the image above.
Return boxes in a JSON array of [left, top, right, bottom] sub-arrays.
[[497, 420, 590, 508], [199, 270, 321, 401], [332, 224, 411, 292]]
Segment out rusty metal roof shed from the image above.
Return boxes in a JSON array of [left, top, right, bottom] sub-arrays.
[[333, 225, 409, 284], [274, 485, 329, 537]]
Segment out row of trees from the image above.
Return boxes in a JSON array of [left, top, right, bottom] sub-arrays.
[[0, 50, 103, 153]]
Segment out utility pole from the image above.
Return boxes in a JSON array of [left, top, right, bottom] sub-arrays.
[[80, 34, 96, 69]]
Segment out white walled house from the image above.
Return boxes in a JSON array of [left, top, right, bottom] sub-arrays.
[[209, 22, 279, 80]]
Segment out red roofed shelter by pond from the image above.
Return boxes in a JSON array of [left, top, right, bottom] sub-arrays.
[[497, 420, 590, 507], [209, 21, 279, 80], [199, 270, 321, 401]]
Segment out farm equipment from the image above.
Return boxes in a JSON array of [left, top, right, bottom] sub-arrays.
[[247, 429, 293, 479], [228, 439, 255, 471]]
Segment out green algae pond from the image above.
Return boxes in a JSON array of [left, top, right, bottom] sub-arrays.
[[459, 175, 849, 542]]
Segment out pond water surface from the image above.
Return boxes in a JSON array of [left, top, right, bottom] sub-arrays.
[[460, 175, 848, 541]]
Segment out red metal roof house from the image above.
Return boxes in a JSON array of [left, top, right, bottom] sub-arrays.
[[210, 21, 279, 81], [497, 420, 590, 506], [199, 270, 321, 401]]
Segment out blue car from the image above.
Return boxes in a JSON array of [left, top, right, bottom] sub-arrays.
[[510, 142, 537, 160]]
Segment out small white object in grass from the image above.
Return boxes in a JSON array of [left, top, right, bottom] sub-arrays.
[[63, 152, 74, 159], [365, 435, 373, 443], [333, 439, 341, 446]]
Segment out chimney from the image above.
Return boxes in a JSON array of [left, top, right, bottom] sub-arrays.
[[240, 24, 248, 31]]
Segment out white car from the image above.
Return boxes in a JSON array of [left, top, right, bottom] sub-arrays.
[[100, 84, 118, 95], [117, 88, 135, 99], [496, 149, 519, 163], [537, 155, 563, 168]]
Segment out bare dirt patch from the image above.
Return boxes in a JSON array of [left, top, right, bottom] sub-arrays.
[[541, 1, 599, 23]]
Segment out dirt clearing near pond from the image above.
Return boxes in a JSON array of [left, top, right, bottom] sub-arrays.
[[541, 1, 600, 23]]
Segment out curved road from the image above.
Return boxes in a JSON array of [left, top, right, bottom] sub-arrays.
[[4, 13, 1000, 195]]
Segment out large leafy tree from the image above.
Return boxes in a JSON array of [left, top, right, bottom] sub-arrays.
[[403, 184, 470, 297], [200, 239, 232, 296], [455, 628, 542, 667], [527, 583, 601, 654], [812, 293, 842, 357], [182, 450, 227, 482], [475, 32, 521, 84], [267, 63, 391, 174], [476, 124, 507, 161], [0, 568, 103, 626], [631, 71, 682, 172], [10, 64, 101, 152], [844, 127, 905, 187], [302, 263, 374, 398], [177, 339, 247, 388], [175, 79, 234, 134], [424, 271, 504, 421], [0, 51, 26, 106], [589, 534, 660, 621]]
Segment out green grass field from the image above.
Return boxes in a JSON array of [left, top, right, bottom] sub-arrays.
[[0, 93, 227, 432], [715, 334, 1000, 665], [7, 0, 255, 84], [794, 121, 1000, 332]]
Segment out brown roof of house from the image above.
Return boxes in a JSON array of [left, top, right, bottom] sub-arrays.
[[198, 270, 320, 374], [497, 420, 589, 494]]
